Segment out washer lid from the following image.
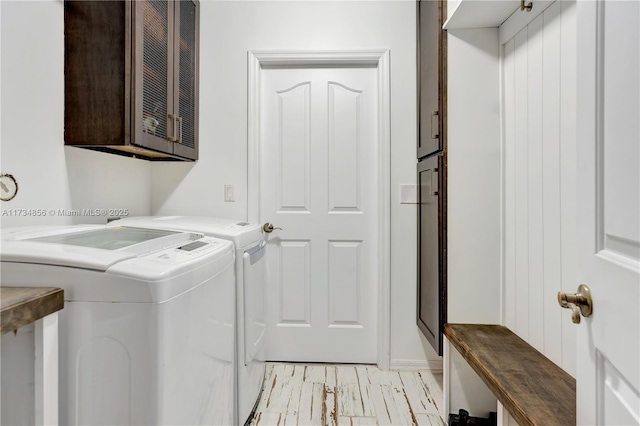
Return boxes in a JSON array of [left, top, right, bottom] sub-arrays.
[[1, 226, 202, 271], [0, 241, 137, 271], [112, 216, 264, 249]]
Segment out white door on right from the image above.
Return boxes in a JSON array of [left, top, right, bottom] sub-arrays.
[[577, 0, 640, 424]]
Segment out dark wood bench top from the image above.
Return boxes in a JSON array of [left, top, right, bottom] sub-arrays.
[[1, 287, 64, 334], [444, 323, 576, 426]]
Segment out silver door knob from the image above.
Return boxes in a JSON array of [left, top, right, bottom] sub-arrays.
[[558, 284, 593, 324], [263, 223, 283, 233]]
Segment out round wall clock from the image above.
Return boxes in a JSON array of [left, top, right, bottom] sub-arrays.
[[0, 173, 18, 201]]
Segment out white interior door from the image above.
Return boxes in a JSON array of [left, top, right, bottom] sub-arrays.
[[259, 66, 378, 363], [577, 0, 640, 424]]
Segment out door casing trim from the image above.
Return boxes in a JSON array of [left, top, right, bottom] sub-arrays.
[[247, 50, 391, 369]]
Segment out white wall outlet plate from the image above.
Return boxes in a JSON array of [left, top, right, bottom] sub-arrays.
[[400, 184, 418, 204], [224, 184, 235, 202]]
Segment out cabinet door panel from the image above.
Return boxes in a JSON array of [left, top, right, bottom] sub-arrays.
[[417, 0, 443, 158], [173, 0, 199, 160], [133, 0, 174, 153], [417, 155, 446, 355], [64, 1, 127, 146]]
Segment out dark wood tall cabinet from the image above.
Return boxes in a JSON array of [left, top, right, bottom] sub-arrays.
[[417, 0, 447, 356], [64, 0, 199, 161]]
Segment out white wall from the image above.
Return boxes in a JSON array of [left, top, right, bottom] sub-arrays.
[[151, 0, 438, 366], [0, 0, 152, 229]]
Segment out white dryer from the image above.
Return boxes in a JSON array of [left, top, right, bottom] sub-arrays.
[[0, 225, 236, 425], [113, 216, 266, 425]]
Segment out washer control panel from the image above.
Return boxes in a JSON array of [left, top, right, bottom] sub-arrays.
[[148, 236, 228, 264]]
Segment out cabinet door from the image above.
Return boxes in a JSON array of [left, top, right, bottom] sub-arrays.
[[417, 0, 443, 159], [172, 0, 199, 160], [417, 154, 446, 355], [132, 0, 175, 154]]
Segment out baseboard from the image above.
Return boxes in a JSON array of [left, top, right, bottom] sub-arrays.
[[390, 359, 443, 372]]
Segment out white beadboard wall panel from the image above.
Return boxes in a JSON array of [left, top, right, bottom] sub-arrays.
[[525, 14, 544, 353], [513, 27, 529, 341], [558, 0, 577, 377], [502, 38, 517, 330], [501, 0, 577, 374], [541, 0, 563, 369]]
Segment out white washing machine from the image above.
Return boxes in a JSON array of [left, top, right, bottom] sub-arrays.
[[0, 225, 236, 426], [113, 216, 266, 425]]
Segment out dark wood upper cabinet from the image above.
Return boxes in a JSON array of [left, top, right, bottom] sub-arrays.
[[417, 0, 445, 159], [64, 0, 199, 161]]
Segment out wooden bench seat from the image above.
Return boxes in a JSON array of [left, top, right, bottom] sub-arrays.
[[444, 323, 576, 426]]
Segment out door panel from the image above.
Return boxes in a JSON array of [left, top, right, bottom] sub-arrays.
[[329, 82, 362, 212], [277, 82, 310, 212], [417, 154, 446, 355], [260, 67, 378, 363], [328, 241, 362, 326], [133, 0, 174, 153], [577, 0, 640, 423], [279, 241, 311, 325], [418, 0, 445, 158], [173, 0, 198, 159]]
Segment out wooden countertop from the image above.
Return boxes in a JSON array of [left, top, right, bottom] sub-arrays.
[[1, 287, 64, 334], [444, 323, 576, 426]]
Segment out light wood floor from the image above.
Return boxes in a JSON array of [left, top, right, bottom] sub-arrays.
[[249, 363, 445, 426]]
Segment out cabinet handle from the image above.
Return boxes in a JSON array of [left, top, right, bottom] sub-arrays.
[[520, 0, 533, 12], [173, 115, 179, 143], [430, 168, 439, 196], [177, 116, 183, 144], [167, 114, 178, 142], [431, 111, 439, 139]]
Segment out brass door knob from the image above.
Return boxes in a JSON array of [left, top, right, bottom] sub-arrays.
[[558, 284, 593, 324]]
